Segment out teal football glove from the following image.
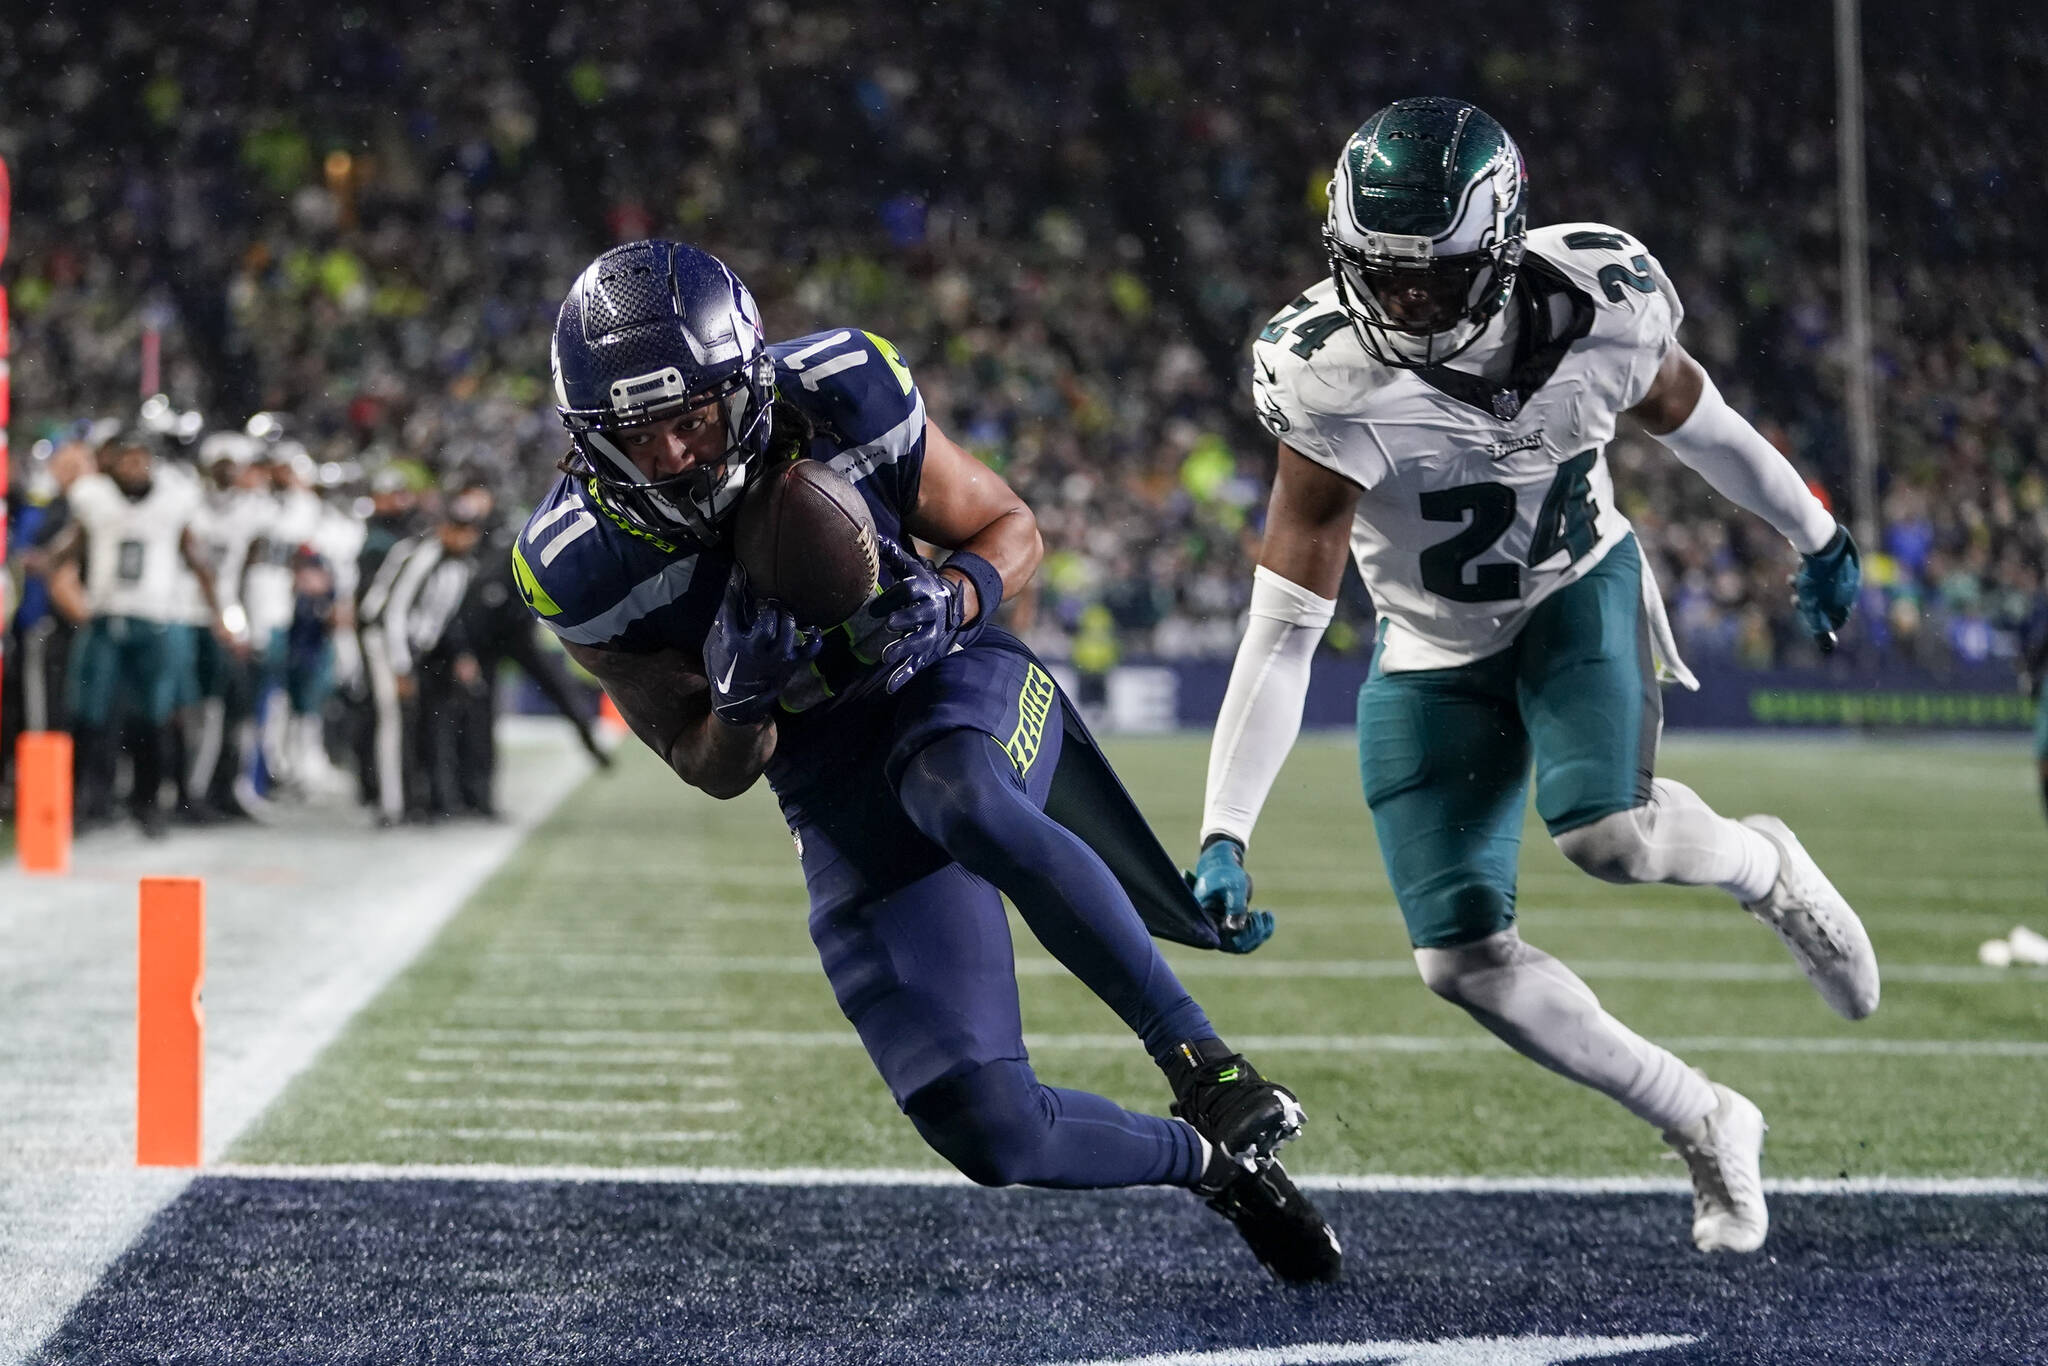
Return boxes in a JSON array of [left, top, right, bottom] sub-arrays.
[[1793, 525, 1860, 654], [1185, 835, 1275, 954]]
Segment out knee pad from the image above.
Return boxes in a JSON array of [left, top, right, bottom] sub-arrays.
[[1413, 927, 1602, 1022], [902, 1059, 1051, 1188], [1553, 806, 1655, 884], [896, 731, 1013, 857], [1413, 927, 1527, 1005]]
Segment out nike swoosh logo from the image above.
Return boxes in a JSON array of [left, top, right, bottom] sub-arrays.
[[716, 657, 738, 692], [1258, 360, 1278, 384]]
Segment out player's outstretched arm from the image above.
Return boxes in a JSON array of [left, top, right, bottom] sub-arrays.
[[1193, 442, 1358, 936], [562, 639, 775, 799], [1631, 343, 1859, 648]]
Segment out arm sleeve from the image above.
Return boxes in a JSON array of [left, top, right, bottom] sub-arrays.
[[1199, 565, 1337, 848], [1652, 369, 1838, 555]]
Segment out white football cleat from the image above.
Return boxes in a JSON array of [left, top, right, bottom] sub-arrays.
[[1741, 814, 1880, 1020], [1663, 1078, 1768, 1254]]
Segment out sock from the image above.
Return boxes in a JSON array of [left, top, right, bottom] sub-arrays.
[[1416, 928, 1716, 1132], [1555, 778, 1781, 903]]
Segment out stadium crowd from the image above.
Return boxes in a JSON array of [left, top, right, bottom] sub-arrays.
[[2, 3, 2043, 826]]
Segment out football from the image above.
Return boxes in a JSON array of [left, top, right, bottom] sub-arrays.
[[732, 459, 881, 629]]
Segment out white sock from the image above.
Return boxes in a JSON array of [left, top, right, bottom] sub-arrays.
[[1721, 822, 1782, 904], [1555, 779, 1781, 904], [1416, 929, 1717, 1132]]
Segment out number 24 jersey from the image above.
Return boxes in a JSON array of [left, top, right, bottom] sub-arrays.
[[1252, 222, 1681, 672]]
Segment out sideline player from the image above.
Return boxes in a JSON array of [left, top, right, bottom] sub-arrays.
[[30, 430, 232, 834], [517, 240, 1341, 1282], [1192, 99, 1879, 1255]]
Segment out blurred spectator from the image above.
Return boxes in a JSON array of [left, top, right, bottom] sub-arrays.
[[0, 0, 2040, 691]]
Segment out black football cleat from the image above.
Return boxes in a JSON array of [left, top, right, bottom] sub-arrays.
[[1163, 1037, 1305, 1165], [1195, 1148, 1343, 1284]]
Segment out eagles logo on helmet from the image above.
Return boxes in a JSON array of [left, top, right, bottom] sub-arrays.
[[552, 239, 777, 542], [1323, 97, 1529, 369]]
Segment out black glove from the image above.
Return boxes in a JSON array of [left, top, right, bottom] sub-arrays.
[[703, 567, 821, 725], [868, 539, 968, 693]]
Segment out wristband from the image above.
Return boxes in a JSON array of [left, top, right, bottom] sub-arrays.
[[940, 550, 1004, 647]]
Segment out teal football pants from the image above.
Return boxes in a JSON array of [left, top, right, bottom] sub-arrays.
[[1359, 535, 1659, 949]]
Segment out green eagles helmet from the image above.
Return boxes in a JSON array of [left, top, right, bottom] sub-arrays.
[[1324, 97, 1528, 369]]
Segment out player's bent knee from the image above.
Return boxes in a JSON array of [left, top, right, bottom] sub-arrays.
[[1553, 807, 1655, 884], [903, 1060, 1054, 1188], [896, 732, 1013, 854], [1413, 927, 1525, 1004]]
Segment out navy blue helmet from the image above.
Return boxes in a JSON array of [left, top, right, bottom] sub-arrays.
[[552, 240, 775, 540]]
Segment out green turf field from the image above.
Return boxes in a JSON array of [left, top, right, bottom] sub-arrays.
[[232, 734, 2048, 1178]]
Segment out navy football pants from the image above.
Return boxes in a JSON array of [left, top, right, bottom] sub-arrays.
[[803, 656, 1211, 1189]]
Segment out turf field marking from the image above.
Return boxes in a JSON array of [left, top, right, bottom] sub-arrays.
[[470, 952, 2048, 987], [420, 1027, 2048, 1058], [1278, 903, 2033, 933], [401, 1070, 737, 1088], [373, 1128, 737, 1146], [414, 1047, 736, 1065], [200, 1162, 2048, 1195], [380, 1097, 741, 1114], [1035, 1337, 1699, 1366]]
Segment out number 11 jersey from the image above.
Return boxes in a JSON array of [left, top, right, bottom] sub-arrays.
[[1252, 222, 1682, 672]]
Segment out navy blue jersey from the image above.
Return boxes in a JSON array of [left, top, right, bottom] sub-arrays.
[[514, 327, 936, 786]]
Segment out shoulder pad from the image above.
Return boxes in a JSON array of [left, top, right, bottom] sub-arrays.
[[1250, 280, 1396, 487], [773, 329, 920, 437], [772, 328, 928, 485], [1525, 223, 1683, 331], [512, 475, 703, 646]]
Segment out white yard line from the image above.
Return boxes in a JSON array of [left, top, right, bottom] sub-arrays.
[[418, 1026, 2048, 1060], [401, 1070, 737, 1088], [0, 719, 594, 1365], [380, 1096, 740, 1114], [373, 1128, 738, 1146], [470, 952, 2048, 987], [413, 1046, 736, 1065], [197, 1162, 2048, 1197]]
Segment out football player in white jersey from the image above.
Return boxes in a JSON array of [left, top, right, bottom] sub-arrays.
[[32, 431, 231, 834], [1193, 99, 1879, 1255]]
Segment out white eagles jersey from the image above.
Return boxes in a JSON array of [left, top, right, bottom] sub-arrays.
[[67, 466, 205, 624], [1253, 222, 1681, 672], [170, 484, 264, 626], [243, 485, 324, 638]]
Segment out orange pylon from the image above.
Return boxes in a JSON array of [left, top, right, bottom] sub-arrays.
[[16, 731, 72, 874], [138, 876, 204, 1167]]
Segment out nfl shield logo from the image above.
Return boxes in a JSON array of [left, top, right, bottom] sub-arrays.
[[1492, 391, 1521, 420]]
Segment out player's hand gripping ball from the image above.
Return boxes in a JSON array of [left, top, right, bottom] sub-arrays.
[[1185, 835, 1276, 954], [867, 538, 969, 694], [732, 459, 881, 630], [1793, 524, 1860, 652], [703, 567, 821, 726]]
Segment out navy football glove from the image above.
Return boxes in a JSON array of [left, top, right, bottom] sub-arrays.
[[1794, 525, 1860, 653], [1185, 835, 1276, 954], [703, 568, 821, 726], [870, 538, 967, 693]]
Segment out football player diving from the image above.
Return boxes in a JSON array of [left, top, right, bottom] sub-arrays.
[[517, 239, 1341, 1282], [1191, 98, 1880, 1254]]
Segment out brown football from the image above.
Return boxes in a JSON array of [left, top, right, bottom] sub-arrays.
[[732, 459, 880, 628]]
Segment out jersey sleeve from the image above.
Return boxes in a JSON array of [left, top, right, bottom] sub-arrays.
[[774, 329, 929, 518], [1535, 223, 1684, 412], [65, 475, 117, 531], [1251, 318, 1392, 491], [512, 477, 707, 652]]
